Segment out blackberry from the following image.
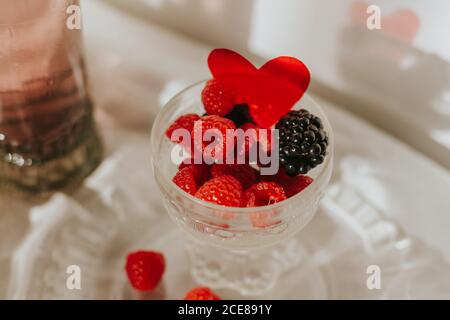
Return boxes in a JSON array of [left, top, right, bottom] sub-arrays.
[[225, 104, 254, 127], [276, 109, 328, 176]]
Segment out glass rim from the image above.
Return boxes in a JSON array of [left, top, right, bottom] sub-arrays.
[[150, 79, 334, 215]]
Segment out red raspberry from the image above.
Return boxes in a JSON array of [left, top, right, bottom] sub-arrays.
[[173, 167, 198, 195], [195, 175, 243, 207], [125, 251, 165, 292], [240, 122, 258, 131], [260, 168, 288, 183], [179, 161, 211, 187], [165, 113, 200, 142], [258, 127, 273, 156], [282, 175, 314, 198], [261, 168, 286, 182], [184, 287, 221, 300], [202, 79, 236, 116], [243, 182, 286, 207], [237, 122, 258, 159], [192, 115, 236, 162], [211, 163, 258, 189], [237, 123, 273, 161]]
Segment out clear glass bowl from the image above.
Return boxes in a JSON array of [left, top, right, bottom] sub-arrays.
[[150, 80, 334, 295]]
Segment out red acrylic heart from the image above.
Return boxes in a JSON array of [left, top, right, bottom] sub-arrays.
[[208, 49, 311, 128]]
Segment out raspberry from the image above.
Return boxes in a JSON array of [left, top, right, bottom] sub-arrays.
[[125, 251, 165, 292], [195, 175, 243, 207], [240, 122, 257, 131], [236, 123, 273, 162], [184, 287, 221, 300], [225, 104, 254, 127], [202, 79, 236, 116], [192, 115, 236, 162], [179, 161, 211, 187], [211, 163, 258, 189], [237, 122, 258, 159], [257, 127, 273, 156], [239, 124, 272, 147], [276, 109, 328, 176], [173, 167, 198, 195], [243, 182, 286, 207], [165, 113, 200, 142], [281, 175, 314, 198], [261, 169, 314, 198]]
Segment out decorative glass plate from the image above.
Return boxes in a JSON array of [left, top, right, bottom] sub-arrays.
[[7, 146, 450, 299]]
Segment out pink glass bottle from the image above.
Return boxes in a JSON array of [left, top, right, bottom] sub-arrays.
[[0, 0, 102, 194]]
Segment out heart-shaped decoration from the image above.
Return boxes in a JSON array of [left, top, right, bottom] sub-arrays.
[[208, 49, 311, 128], [351, 1, 420, 43], [383, 9, 420, 43]]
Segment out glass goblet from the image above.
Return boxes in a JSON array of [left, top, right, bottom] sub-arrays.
[[150, 81, 333, 296]]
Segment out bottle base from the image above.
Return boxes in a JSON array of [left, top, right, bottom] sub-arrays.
[[0, 126, 103, 198]]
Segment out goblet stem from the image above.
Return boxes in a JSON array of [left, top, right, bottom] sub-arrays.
[[185, 237, 304, 296]]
